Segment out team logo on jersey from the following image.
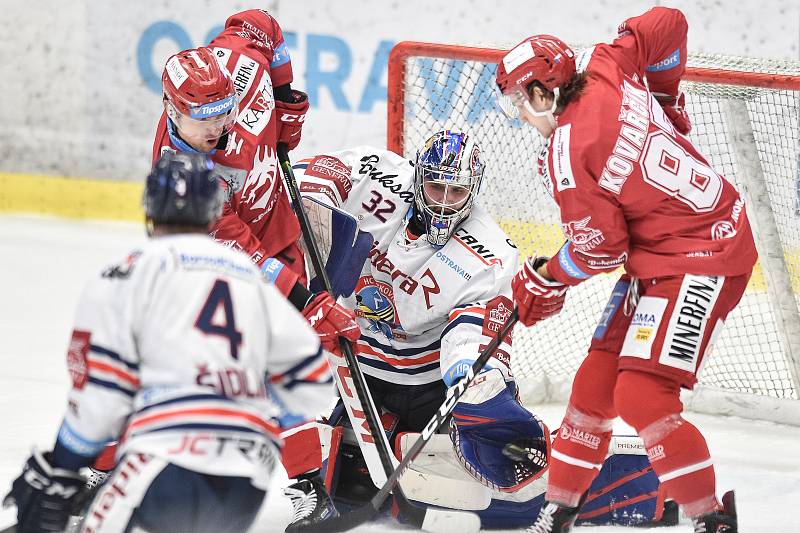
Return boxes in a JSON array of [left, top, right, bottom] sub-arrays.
[[562, 216, 605, 253], [67, 330, 91, 390], [101, 251, 142, 279], [242, 145, 279, 216], [711, 220, 737, 240], [354, 276, 401, 339]]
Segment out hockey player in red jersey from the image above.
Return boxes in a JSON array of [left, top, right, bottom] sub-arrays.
[[152, 9, 359, 354], [496, 7, 752, 532]]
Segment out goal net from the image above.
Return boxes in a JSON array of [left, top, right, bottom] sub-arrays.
[[387, 42, 800, 425]]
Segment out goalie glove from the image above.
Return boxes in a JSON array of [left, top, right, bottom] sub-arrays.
[[302, 292, 361, 355], [449, 368, 549, 492], [654, 91, 691, 135], [3, 448, 86, 533], [512, 256, 568, 327], [276, 89, 309, 151]]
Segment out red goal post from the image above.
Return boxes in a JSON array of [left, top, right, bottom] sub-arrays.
[[387, 41, 800, 424]]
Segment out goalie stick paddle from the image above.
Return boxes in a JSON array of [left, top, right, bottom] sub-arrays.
[[297, 308, 519, 533], [277, 145, 480, 531]]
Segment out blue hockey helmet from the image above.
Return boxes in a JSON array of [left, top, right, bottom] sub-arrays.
[[414, 130, 484, 247], [144, 151, 223, 227]]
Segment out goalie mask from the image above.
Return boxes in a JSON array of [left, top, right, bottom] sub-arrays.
[[414, 131, 484, 247]]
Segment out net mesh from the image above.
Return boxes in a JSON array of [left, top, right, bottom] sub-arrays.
[[391, 45, 800, 402]]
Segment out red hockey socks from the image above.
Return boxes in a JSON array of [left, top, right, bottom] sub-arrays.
[[547, 350, 618, 507], [615, 370, 719, 517]]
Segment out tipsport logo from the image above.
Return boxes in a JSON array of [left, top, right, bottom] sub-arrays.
[[190, 95, 236, 118]]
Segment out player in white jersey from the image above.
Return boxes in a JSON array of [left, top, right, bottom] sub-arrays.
[[4, 152, 333, 533], [279, 131, 551, 530]]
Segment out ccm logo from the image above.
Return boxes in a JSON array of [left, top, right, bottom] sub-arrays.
[[280, 112, 306, 123]]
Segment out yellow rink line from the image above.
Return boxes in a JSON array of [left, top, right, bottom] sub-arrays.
[[0, 172, 781, 293], [0, 172, 144, 222]]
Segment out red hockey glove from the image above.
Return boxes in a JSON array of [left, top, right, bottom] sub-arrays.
[[302, 292, 360, 355], [656, 91, 691, 135], [275, 89, 309, 151], [512, 256, 569, 327]]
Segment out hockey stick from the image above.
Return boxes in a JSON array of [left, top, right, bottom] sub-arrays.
[[277, 145, 477, 531], [298, 308, 519, 532]]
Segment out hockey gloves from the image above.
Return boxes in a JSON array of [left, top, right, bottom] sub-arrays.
[[449, 368, 549, 491], [303, 292, 361, 355], [276, 89, 309, 151], [512, 256, 568, 327], [656, 91, 691, 135], [3, 448, 85, 532]]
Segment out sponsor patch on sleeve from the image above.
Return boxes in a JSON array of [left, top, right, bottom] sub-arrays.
[[646, 48, 681, 72], [482, 295, 514, 344], [306, 155, 352, 200], [67, 330, 91, 389]]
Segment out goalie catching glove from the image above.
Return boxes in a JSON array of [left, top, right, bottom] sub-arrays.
[[302, 291, 360, 355], [276, 89, 309, 151], [449, 368, 549, 492], [512, 256, 569, 327], [3, 448, 85, 533]]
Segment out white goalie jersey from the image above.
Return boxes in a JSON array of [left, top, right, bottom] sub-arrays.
[[294, 147, 519, 386], [57, 234, 331, 489]]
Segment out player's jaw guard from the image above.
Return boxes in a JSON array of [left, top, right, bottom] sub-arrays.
[[414, 131, 484, 248], [144, 152, 224, 229]]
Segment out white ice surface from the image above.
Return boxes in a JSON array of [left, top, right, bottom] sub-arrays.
[[1, 215, 799, 532]]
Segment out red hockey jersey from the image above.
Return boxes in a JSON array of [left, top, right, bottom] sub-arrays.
[[542, 8, 758, 285], [152, 10, 302, 275]]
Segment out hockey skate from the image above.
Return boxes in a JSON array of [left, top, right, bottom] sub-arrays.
[[283, 475, 339, 533], [526, 501, 581, 533], [692, 491, 737, 533]]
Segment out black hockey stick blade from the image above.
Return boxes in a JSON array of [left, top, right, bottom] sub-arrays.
[[277, 144, 472, 530], [297, 309, 519, 532]]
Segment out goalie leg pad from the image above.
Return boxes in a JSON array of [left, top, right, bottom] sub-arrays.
[[281, 422, 344, 493], [449, 368, 549, 492]]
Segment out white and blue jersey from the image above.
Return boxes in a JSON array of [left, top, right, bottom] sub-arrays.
[[293, 147, 519, 386], [55, 234, 331, 489]]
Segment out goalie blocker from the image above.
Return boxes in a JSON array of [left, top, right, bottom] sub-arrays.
[[284, 423, 678, 529]]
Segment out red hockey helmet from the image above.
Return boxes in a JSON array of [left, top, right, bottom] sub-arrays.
[[496, 35, 576, 119], [162, 47, 238, 140]]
